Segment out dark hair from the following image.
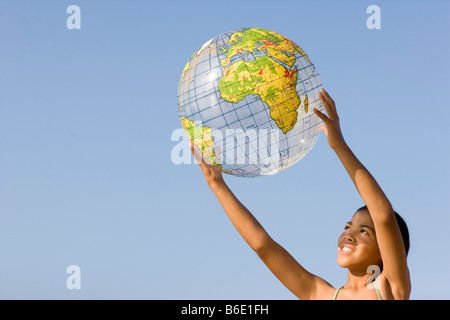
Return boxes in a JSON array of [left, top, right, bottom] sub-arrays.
[[356, 205, 410, 256]]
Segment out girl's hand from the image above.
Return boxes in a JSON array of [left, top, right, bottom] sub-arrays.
[[190, 143, 225, 188], [313, 89, 348, 151]]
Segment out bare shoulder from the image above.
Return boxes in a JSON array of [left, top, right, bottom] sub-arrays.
[[376, 273, 411, 300], [311, 277, 336, 300]]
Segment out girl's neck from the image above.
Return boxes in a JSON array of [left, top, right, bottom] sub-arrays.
[[344, 268, 375, 289]]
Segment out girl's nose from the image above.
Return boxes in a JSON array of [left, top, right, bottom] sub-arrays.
[[344, 233, 355, 242]]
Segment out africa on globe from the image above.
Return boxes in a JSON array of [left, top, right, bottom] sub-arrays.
[[177, 27, 323, 177]]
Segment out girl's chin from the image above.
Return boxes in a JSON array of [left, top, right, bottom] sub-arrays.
[[337, 260, 349, 268], [337, 258, 381, 272], [337, 256, 357, 268], [337, 260, 350, 268]]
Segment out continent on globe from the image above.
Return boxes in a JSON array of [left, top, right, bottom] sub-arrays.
[[219, 56, 299, 134], [303, 94, 309, 113], [180, 116, 226, 173], [218, 27, 310, 134]]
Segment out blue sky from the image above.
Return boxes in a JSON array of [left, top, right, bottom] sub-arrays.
[[0, 0, 449, 299]]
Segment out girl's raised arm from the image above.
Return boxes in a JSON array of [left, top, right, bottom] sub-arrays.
[[191, 145, 334, 299], [314, 89, 411, 299]]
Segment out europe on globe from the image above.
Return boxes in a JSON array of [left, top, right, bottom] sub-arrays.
[[177, 27, 324, 177]]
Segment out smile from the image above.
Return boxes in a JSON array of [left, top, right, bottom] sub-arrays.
[[338, 244, 355, 254]]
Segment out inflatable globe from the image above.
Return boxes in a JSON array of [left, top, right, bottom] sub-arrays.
[[177, 27, 323, 177]]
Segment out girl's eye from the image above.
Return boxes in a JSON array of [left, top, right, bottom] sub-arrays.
[[360, 229, 368, 234], [344, 225, 350, 230]]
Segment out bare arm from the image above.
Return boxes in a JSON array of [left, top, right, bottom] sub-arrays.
[[191, 145, 333, 299], [314, 89, 410, 299]]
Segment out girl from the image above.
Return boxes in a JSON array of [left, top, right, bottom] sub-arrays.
[[190, 89, 411, 300]]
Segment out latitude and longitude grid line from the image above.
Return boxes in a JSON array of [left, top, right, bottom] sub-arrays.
[[187, 32, 255, 174], [188, 50, 217, 129], [219, 40, 295, 174], [179, 57, 201, 119], [214, 33, 256, 171], [230, 42, 281, 176], [222, 29, 263, 174], [211, 32, 240, 168], [180, 63, 322, 132], [179, 38, 319, 126], [245, 48, 324, 169], [242, 50, 285, 172], [179, 32, 322, 115], [220, 34, 260, 173], [181, 62, 322, 146], [199, 56, 316, 174]]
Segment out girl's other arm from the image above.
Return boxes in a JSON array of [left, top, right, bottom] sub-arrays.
[[191, 145, 334, 300]]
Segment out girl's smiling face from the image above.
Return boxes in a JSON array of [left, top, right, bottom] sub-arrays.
[[337, 209, 382, 271]]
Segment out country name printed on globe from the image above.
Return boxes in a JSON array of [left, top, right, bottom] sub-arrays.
[[175, 27, 324, 177]]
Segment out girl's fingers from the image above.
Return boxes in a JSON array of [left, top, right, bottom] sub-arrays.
[[318, 91, 332, 116], [319, 89, 337, 117], [320, 88, 333, 105], [313, 107, 329, 123]]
